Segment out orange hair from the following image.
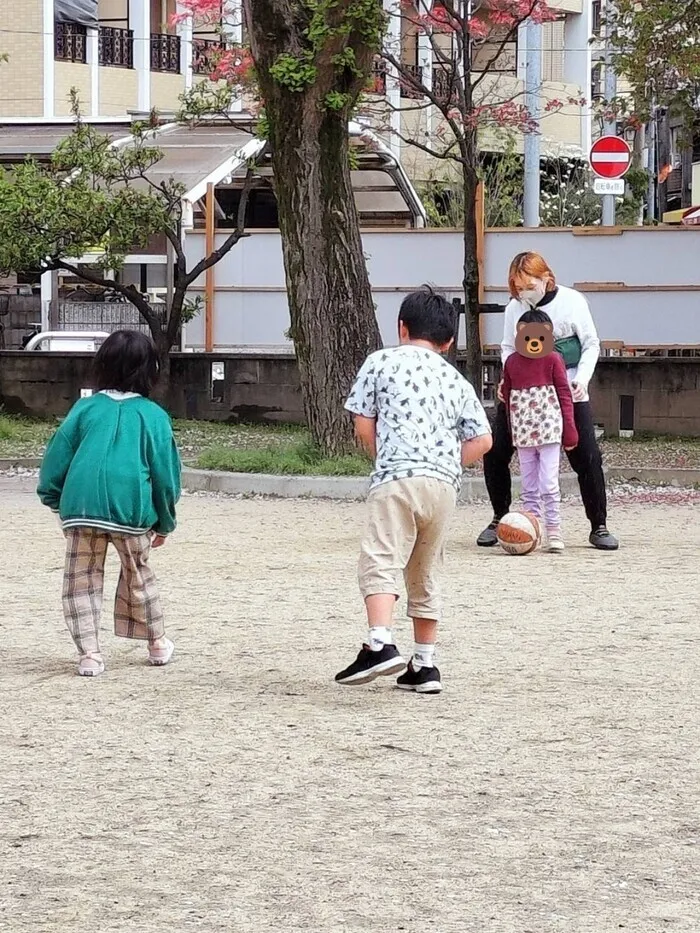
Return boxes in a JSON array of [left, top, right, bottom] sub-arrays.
[[508, 252, 557, 299]]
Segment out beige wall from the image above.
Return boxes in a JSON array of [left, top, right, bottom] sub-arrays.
[[98, 0, 128, 25], [54, 61, 92, 116], [548, 0, 582, 12], [0, 0, 43, 117], [151, 71, 185, 112], [475, 73, 584, 155], [100, 67, 138, 115]]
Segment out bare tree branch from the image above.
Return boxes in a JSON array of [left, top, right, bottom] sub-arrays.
[[183, 154, 262, 287], [46, 259, 161, 333]]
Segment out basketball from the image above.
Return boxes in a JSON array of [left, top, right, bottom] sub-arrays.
[[496, 511, 541, 555]]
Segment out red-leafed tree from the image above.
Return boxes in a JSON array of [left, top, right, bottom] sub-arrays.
[[371, 0, 583, 389], [177, 0, 385, 455]]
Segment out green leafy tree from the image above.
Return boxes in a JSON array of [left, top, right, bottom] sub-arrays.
[[609, 0, 700, 125], [0, 106, 254, 395], [178, 0, 385, 455]]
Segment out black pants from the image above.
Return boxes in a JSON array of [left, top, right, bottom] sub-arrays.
[[483, 401, 607, 530]]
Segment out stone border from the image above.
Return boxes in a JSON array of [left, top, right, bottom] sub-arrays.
[[3, 458, 699, 501], [0, 458, 42, 470], [180, 467, 585, 502]]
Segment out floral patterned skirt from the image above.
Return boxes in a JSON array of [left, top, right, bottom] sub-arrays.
[[509, 386, 563, 448]]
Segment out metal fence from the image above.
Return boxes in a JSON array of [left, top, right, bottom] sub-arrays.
[[52, 301, 160, 336], [0, 294, 41, 349]]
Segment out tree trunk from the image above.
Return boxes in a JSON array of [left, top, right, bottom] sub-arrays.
[[152, 330, 172, 409], [246, 3, 383, 456], [461, 161, 482, 397]]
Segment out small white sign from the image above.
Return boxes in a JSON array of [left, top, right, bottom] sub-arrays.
[[80, 389, 94, 398], [594, 178, 625, 196]]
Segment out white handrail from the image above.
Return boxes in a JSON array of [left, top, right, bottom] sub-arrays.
[[23, 331, 110, 352]]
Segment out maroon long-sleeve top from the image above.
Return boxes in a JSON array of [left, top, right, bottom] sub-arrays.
[[502, 353, 579, 449]]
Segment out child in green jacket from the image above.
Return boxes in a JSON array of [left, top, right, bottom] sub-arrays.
[[38, 330, 181, 677]]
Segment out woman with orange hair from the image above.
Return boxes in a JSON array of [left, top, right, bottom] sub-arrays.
[[477, 251, 619, 551]]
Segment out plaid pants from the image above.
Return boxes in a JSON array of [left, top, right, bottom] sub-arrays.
[[62, 528, 165, 656]]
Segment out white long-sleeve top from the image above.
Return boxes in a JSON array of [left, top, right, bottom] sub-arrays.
[[501, 285, 600, 403]]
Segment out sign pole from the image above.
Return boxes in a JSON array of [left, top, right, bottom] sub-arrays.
[[602, 21, 618, 226], [589, 136, 631, 212]]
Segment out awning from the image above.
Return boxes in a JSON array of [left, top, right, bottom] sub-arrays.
[[55, 0, 98, 26], [0, 122, 132, 163], [0, 118, 427, 227]]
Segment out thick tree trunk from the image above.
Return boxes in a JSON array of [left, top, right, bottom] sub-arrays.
[[246, 2, 383, 456], [152, 330, 172, 408], [268, 110, 381, 454], [461, 162, 482, 398]]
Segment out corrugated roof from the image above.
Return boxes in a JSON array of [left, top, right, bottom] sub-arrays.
[[0, 118, 425, 225], [0, 123, 131, 161], [143, 123, 257, 197]]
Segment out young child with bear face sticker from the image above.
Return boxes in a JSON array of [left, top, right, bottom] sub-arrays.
[[501, 308, 578, 552]]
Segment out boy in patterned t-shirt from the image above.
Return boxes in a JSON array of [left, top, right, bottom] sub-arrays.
[[334, 287, 492, 694]]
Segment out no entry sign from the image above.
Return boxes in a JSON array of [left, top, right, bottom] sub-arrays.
[[589, 135, 632, 180]]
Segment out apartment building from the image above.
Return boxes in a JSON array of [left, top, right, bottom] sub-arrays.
[[0, 0, 240, 120], [365, 0, 594, 181]]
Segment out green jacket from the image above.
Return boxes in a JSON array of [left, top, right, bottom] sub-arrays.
[[38, 392, 181, 536]]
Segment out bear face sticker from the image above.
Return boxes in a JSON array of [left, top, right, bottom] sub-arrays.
[[515, 321, 555, 359]]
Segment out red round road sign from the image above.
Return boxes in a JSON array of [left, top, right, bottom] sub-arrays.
[[589, 135, 632, 180]]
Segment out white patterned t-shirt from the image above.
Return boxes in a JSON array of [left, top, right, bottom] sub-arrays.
[[345, 345, 491, 491]]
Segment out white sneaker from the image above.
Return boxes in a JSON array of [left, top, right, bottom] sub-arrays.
[[546, 532, 565, 553]]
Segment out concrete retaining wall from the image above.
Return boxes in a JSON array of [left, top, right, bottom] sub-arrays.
[[3, 350, 700, 436]]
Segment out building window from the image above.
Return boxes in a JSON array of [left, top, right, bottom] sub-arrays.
[[151, 33, 181, 73], [98, 25, 134, 68], [592, 0, 602, 36], [542, 20, 565, 82], [55, 21, 88, 63]]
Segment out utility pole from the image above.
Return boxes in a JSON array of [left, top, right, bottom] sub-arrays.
[[523, 17, 542, 227], [602, 16, 617, 226], [646, 107, 656, 222]]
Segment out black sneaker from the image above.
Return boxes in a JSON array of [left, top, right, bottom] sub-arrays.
[[476, 520, 499, 547], [334, 644, 406, 685], [396, 661, 443, 694], [589, 526, 619, 551]]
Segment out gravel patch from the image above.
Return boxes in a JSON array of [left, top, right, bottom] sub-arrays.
[[0, 475, 698, 932]]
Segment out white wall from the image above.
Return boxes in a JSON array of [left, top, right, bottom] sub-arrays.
[[184, 227, 700, 351]]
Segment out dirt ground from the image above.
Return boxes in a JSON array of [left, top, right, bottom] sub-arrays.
[[1, 473, 698, 933]]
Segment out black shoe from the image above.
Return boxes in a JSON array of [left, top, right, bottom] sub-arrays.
[[589, 526, 619, 551], [476, 520, 499, 547], [335, 643, 406, 685], [396, 661, 443, 694]]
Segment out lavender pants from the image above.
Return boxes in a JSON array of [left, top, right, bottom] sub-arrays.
[[517, 444, 562, 531]]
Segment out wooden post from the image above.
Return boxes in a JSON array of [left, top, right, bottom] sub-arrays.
[[205, 182, 215, 353], [448, 298, 461, 367], [476, 181, 486, 346]]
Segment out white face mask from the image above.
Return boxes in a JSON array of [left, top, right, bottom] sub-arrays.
[[519, 279, 547, 308]]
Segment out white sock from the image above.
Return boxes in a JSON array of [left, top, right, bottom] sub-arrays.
[[413, 643, 435, 669], [368, 626, 393, 651]]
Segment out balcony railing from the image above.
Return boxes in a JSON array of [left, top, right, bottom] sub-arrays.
[[99, 26, 134, 68], [193, 38, 224, 76], [55, 22, 87, 63], [151, 33, 181, 73], [400, 64, 424, 99], [432, 67, 458, 104]]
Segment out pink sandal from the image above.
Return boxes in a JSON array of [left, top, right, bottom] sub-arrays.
[[148, 638, 175, 667], [78, 653, 105, 677]]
